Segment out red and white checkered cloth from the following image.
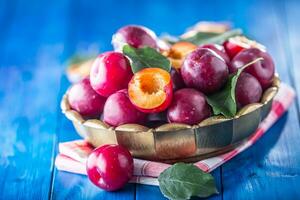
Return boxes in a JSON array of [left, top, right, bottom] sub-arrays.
[[55, 83, 295, 186]]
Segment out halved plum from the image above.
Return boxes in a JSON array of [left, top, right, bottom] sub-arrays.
[[167, 41, 198, 69], [128, 68, 173, 113]]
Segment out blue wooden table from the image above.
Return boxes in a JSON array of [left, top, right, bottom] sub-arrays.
[[1, 0, 300, 199]]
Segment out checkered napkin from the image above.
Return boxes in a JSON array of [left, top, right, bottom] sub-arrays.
[[55, 83, 295, 186]]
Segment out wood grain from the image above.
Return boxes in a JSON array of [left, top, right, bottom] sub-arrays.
[[0, 1, 66, 199]]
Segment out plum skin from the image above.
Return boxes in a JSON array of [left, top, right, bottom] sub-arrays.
[[170, 68, 185, 91], [112, 25, 157, 51], [86, 144, 133, 191], [90, 52, 133, 97], [235, 72, 263, 108], [230, 48, 275, 89], [223, 40, 246, 59], [167, 88, 211, 125], [103, 89, 146, 127], [68, 78, 106, 117], [181, 48, 229, 94], [199, 44, 230, 65]]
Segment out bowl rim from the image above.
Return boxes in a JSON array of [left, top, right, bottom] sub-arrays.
[[61, 74, 280, 133]]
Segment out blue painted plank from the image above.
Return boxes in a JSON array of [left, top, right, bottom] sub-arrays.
[[220, 0, 300, 199], [0, 1, 68, 199], [0, 37, 64, 198], [281, 0, 300, 110]]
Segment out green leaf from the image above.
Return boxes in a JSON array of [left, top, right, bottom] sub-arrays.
[[206, 57, 264, 117], [182, 29, 242, 45], [158, 163, 218, 200], [122, 45, 171, 73]]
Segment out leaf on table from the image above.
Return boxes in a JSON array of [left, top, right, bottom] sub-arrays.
[[206, 57, 264, 117], [158, 163, 218, 200], [182, 29, 242, 45], [122, 45, 171, 73]]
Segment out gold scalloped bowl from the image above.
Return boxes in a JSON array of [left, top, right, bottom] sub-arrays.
[[61, 75, 280, 163]]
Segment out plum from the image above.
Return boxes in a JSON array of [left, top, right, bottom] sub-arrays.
[[68, 78, 106, 117], [103, 89, 146, 127], [112, 25, 157, 51], [199, 44, 230, 65], [181, 48, 229, 94], [87, 144, 133, 191], [170, 68, 185, 91], [230, 48, 275, 89], [235, 72, 263, 108], [167, 88, 211, 125], [90, 52, 133, 97], [223, 36, 266, 59]]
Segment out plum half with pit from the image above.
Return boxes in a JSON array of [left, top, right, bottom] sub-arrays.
[[235, 72, 263, 108], [68, 78, 106, 117], [112, 25, 158, 51], [181, 48, 229, 94], [167, 88, 211, 125], [230, 48, 275, 89], [103, 89, 146, 127]]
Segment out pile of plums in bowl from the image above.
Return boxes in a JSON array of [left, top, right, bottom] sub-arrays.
[[63, 24, 278, 192], [67, 25, 275, 128]]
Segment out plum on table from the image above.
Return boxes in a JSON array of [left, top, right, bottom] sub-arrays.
[[87, 144, 133, 191]]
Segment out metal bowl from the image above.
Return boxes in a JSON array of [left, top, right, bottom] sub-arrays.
[[61, 75, 280, 163]]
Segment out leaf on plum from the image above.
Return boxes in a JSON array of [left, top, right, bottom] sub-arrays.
[[206, 57, 263, 118], [123, 45, 171, 73]]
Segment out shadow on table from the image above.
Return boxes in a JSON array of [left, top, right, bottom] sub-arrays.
[[220, 111, 289, 193]]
